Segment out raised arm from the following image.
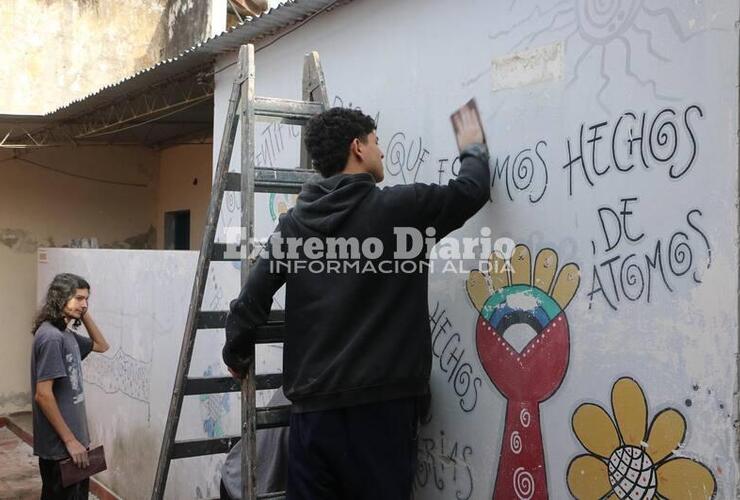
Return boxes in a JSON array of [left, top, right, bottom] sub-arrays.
[[81, 313, 109, 353], [402, 102, 491, 239], [410, 143, 490, 239]]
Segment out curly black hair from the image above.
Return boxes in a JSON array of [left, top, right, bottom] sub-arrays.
[[304, 107, 376, 177], [32, 273, 90, 334]]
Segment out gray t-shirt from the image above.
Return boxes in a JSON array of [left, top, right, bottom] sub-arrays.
[[31, 321, 93, 460], [222, 388, 290, 499]]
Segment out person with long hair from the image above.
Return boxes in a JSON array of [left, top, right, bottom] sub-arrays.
[[31, 273, 109, 499]]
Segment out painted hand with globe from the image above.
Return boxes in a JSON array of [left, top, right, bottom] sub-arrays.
[[466, 243, 579, 500]]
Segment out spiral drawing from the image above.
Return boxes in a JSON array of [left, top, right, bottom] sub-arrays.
[[648, 109, 679, 164], [513, 467, 535, 500], [576, 0, 642, 43], [510, 431, 523, 454], [385, 132, 408, 179], [668, 231, 693, 277], [512, 150, 536, 192], [620, 254, 645, 301], [519, 408, 531, 428]]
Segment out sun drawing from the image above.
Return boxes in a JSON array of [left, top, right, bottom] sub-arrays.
[[568, 377, 716, 499], [491, 0, 708, 112]]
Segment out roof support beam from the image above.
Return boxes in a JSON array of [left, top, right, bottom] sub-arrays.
[[1, 66, 214, 148]]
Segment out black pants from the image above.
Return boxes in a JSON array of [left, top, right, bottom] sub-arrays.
[[287, 397, 418, 500], [38, 458, 89, 500], [220, 480, 233, 500]]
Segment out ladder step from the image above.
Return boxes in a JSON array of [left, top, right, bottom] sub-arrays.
[[211, 243, 241, 262], [197, 310, 285, 327], [172, 435, 240, 459], [196, 311, 286, 343], [225, 169, 314, 194], [256, 405, 291, 429], [205, 490, 285, 499], [266, 310, 285, 322], [254, 96, 324, 124], [252, 323, 286, 344], [171, 406, 291, 458], [183, 373, 283, 395], [197, 310, 229, 329], [184, 376, 238, 394]]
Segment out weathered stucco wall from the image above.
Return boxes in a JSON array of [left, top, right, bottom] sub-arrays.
[[0, 0, 216, 115], [155, 144, 213, 250], [0, 145, 159, 415]]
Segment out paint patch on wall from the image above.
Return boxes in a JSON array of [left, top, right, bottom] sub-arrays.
[[1, 225, 155, 253], [269, 193, 297, 223], [567, 377, 716, 499], [199, 364, 231, 438], [83, 348, 152, 416], [491, 42, 564, 91], [0, 228, 52, 254], [0, 391, 31, 411], [111, 225, 157, 250]]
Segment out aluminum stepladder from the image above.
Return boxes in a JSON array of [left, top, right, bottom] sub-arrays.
[[152, 43, 329, 500]]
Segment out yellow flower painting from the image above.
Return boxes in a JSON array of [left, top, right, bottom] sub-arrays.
[[567, 377, 716, 499]]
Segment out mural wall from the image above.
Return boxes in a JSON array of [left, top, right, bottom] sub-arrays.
[[35, 0, 738, 498], [212, 0, 739, 498]]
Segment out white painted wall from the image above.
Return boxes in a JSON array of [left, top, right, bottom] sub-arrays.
[[211, 0, 740, 498]]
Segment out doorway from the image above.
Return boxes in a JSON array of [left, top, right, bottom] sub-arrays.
[[164, 210, 191, 250]]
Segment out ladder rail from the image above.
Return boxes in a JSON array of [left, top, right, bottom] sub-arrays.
[[150, 47, 247, 500], [240, 43, 259, 500], [300, 51, 330, 169]]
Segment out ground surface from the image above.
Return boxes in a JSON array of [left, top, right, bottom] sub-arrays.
[[0, 414, 100, 500]]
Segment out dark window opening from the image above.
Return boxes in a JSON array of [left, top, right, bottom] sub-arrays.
[[165, 210, 191, 250]]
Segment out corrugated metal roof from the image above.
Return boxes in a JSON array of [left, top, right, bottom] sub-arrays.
[[44, 0, 347, 121]]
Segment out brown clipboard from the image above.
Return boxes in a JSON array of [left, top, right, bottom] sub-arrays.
[[59, 445, 107, 487]]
